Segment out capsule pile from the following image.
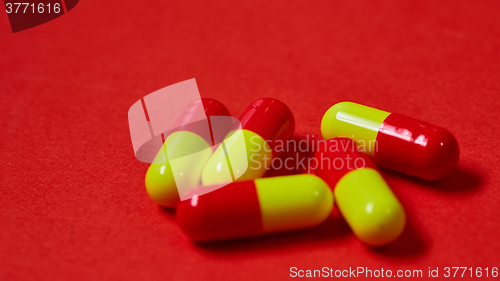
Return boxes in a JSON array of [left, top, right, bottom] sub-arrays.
[[144, 98, 459, 246]]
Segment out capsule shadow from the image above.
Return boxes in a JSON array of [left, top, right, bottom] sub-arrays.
[[192, 213, 352, 254], [368, 213, 428, 258], [157, 205, 177, 221], [380, 165, 484, 194]]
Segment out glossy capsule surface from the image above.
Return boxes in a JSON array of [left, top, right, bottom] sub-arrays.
[[313, 138, 405, 246], [201, 98, 295, 186], [177, 174, 333, 242], [321, 102, 459, 180], [145, 98, 231, 207]]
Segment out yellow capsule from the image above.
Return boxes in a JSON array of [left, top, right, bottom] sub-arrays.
[[321, 101, 390, 155], [201, 129, 272, 185], [146, 131, 212, 207], [144, 98, 232, 207], [335, 168, 406, 246], [313, 137, 405, 246], [255, 174, 334, 233]]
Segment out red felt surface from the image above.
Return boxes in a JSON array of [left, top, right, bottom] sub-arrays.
[[1, 0, 500, 280]]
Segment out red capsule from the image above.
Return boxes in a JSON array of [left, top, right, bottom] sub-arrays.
[[177, 174, 333, 242], [201, 98, 295, 185], [321, 102, 459, 180], [170, 98, 232, 145], [376, 113, 459, 181], [178, 180, 263, 241], [238, 98, 296, 159]]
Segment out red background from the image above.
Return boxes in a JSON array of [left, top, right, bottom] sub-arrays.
[[1, 0, 499, 280]]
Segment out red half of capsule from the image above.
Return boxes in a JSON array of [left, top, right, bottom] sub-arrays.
[[239, 98, 295, 158], [201, 98, 231, 117], [172, 98, 232, 145], [176, 180, 263, 242], [313, 138, 378, 188], [376, 113, 460, 181]]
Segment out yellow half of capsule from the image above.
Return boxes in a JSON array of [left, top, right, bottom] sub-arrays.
[[201, 129, 272, 186], [145, 131, 212, 207], [321, 102, 390, 155], [334, 168, 405, 246], [255, 174, 333, 233]]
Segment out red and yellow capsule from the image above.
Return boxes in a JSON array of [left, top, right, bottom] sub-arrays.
[[177, 174, 333, 242], [202, 98, 295, 185], [145, 98, 231, 207], [313, 138, 405, 246], [321, 102, 459, 180]]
